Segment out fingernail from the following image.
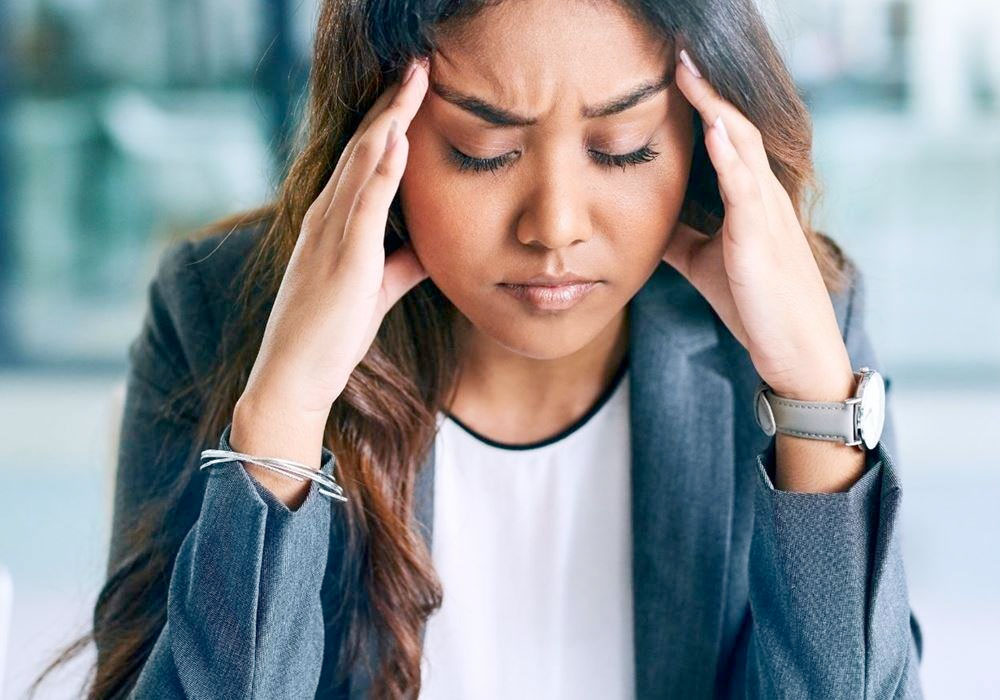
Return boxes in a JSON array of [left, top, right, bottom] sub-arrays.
[[679, 49, 702, 79], [713, 115, 731, 146]]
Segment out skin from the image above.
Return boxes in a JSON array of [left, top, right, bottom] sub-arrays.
[[398, 1, 867, 494], [235, 0, 869, 507], [666, 50, 865, 493], [400, 0, 695, 444]]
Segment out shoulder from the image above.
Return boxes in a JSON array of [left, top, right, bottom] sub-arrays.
[[184, 219, 270, 323], [155, 216, 267, 310], [138, 218, 269, 383]]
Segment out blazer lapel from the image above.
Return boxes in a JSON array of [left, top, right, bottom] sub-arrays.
[[628, 261, 736, 697], [404, 261, 736, 697]]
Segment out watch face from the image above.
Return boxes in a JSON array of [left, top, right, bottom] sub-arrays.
[[858, 371, 886, 449]]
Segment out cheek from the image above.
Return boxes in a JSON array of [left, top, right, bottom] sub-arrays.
[[597, 147, 693, 271], [399, 109, 694, 298], [396, 118, 695, 360], [399, 123, 492, 288]]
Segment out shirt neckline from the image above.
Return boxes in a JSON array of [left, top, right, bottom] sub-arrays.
[[442, 354, 630, 451]]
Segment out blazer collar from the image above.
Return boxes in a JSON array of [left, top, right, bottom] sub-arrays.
[[408, 261, 735, 697]]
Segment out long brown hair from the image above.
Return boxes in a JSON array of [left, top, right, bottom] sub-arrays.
[[31, 0, 851, 697]]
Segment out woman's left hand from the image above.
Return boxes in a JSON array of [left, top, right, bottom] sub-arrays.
[[662, 47, 855, 402]]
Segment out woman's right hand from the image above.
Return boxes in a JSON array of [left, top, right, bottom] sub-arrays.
[[232, 58, 431, 466]]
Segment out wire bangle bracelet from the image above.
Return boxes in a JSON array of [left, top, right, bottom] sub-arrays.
[[199, 448, 349, 502]]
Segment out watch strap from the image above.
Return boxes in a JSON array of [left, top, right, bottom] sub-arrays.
[[762, 388, 857, 442], [754, 371, 864, 444]]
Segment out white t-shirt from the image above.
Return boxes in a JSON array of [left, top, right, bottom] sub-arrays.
[[419, 361, 634, 699]]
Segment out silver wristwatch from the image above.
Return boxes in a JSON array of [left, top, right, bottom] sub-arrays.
[[753, 367, 886, 450]]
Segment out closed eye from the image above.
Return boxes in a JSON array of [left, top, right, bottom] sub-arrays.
[[447, 141, 661, 174]]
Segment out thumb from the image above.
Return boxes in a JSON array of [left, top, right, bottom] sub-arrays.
[[662, 220, 714, 282], [382, 241, 430, 308]]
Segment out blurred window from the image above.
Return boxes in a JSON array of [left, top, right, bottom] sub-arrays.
[[1, 0, 997, 385]]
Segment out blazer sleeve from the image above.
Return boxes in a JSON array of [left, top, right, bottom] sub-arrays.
[[96, 239, 337, 699], [741, 263, 925, 698]]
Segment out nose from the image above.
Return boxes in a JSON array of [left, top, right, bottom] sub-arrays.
[[514, 159, 593, 249]]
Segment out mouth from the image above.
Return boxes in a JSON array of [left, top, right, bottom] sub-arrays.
[[497, 281, 600, 311]]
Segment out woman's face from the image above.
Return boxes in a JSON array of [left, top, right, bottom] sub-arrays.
[[400, 0, 695, 360]]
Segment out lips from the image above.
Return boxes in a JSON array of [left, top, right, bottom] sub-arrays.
[[503, 272, 598, 286], [498, 281, 600, 311]]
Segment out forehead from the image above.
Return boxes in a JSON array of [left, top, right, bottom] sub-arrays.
[[431, 0, 673, 116]]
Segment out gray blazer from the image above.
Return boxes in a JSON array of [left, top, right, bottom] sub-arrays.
[[103, 223, 924, 698]]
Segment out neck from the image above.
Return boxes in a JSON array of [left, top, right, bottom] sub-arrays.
[[446, 305, 630, 445]]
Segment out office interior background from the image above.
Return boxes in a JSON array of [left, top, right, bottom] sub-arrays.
[[1, 0, 998, 696]]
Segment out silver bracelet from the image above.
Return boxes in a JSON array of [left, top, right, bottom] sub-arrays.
[[199, 449, 348, 502]]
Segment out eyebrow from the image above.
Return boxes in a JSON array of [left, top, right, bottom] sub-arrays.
[[429, 69, 674, 127]]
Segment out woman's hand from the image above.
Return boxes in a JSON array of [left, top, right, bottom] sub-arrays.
[[239, 57, 431, 425], [662, 47, 855, 402], [232, 57, 430, 498]]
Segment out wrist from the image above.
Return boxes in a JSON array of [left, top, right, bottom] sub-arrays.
[[232, 395, 329, 470], [769, 362, 858, 403]]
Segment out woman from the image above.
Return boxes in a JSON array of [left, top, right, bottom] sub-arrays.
[[33, 0, 924, 697]]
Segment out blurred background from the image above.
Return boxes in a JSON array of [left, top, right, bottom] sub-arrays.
[[0, 0, 998, 696]]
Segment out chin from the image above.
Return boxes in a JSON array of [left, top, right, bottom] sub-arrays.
[[474, 326, 596, 361], [456, 299, 622, 362]]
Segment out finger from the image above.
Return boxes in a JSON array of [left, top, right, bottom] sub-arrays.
[[304, 78, 405, 233], [676, 46, 795, 245], [324, 58, 429, 246], [340, 119, 410, 271], [675, 46, 773, 182], [306, 57, 426, 230], [662, 220, 712, 281], [664, 221, 749, 347], [356, 59, 428, 135], [326, 57, 429, 215], [381, 241, 429, 310], [316, 81, 403, 218], [704, 115, 772, 248], [767, 174, 808, 245]]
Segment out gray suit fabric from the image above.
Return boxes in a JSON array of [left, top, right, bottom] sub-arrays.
[[102, 224, 924, 698]]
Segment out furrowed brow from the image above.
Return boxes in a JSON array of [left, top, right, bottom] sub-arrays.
[[430, 68, 673, 127]]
